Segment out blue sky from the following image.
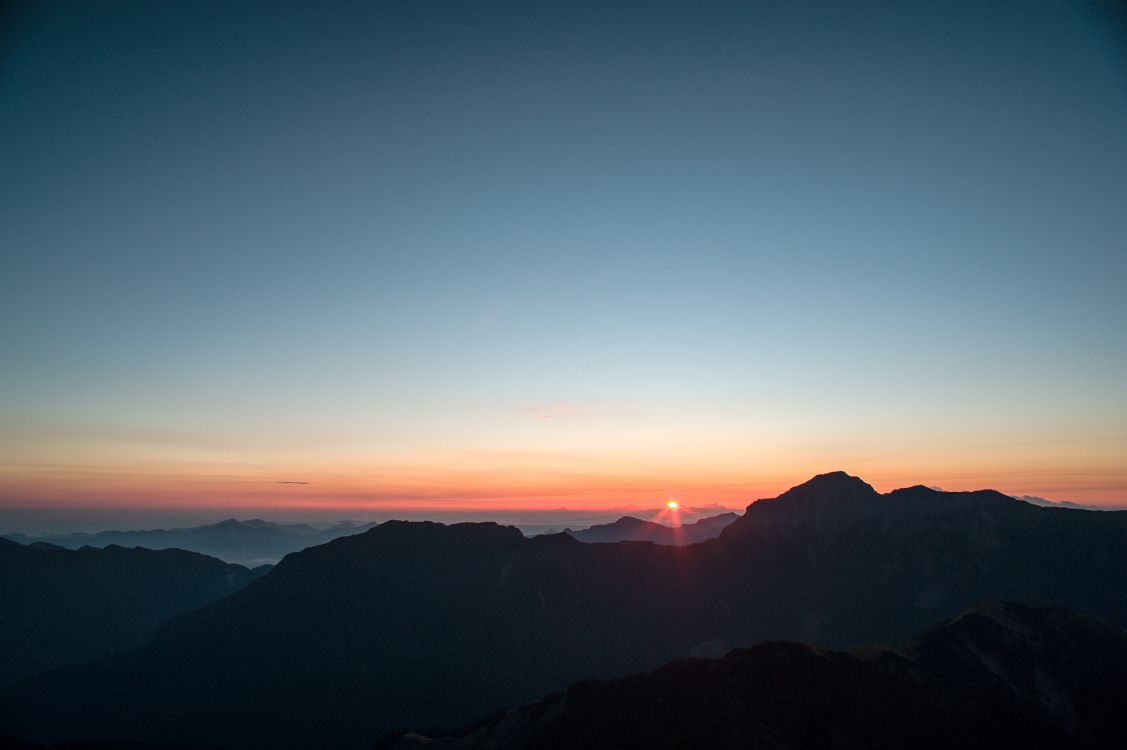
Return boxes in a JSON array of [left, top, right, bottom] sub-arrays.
[[2, 0, 1126, 508]]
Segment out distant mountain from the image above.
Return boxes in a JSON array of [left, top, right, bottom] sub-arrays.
[[564, 512, 737, 544], [2, 518, 379, 566], [1012, 494, 1123, 511], [4, 472, 1127, 749], [382, 602, 1127, 750], [0, 538, 266, 686]]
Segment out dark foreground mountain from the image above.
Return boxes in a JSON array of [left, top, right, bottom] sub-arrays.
[[381, 602, 1127, 750], [564, 511, 737, 544], [0, 538, 266, 686], [3, 741, 216, 750], [4, 472, 1127, 749], [3, 518, 379, 567]]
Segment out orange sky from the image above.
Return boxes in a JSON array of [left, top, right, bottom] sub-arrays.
[[3, 400, 1125, 511], [3, 436, 1125, 511], [3, 0, 1126, 520]]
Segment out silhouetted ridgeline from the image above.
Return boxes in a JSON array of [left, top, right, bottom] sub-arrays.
[[564, 511, 737, 544], [381, 602, 1127, 750], [0, 538, 266, 686], [3, 472, 1127, 749], [2, 518, 379, 567]]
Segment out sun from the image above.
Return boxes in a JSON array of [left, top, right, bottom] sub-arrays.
[[665, 499, 680, 510]]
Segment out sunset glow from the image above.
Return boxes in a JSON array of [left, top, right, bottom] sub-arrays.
[[1, 0, 1125, 520]]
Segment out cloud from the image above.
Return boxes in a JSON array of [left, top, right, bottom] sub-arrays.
[[526, 403, 581, 421], [274, 481, 311, 485]]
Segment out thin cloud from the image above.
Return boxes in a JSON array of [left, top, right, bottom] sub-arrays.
[[526, 403, 582, 421]]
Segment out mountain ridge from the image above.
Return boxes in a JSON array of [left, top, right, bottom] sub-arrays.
[[4, 471, 1127, 749], [1, 518, 380, 566], [563, 511, 738, 545], [381, 601, 1127, 750], [0, 539, 267, 686]]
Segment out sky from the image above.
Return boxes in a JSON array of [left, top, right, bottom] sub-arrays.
[[2, 0, 1126, 517]]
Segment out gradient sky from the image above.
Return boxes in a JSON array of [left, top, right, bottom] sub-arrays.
[[2, 0, 1126, 512]]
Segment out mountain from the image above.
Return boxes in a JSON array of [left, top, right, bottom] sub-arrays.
[[564, 512, 738, 544], [381, 601, 1127, 750], [4, 471, 1127, 749], [2, 518, 379, 566], [0, 538, 267, 686], [1012, 495, 1124, 511]]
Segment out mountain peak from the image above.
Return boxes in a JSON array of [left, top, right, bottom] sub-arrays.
[[935, 600, 1121, 642], [767, 470, 879, 507], [359, 519, 527, 548], [606, 516, 649, 528], [719, 471, 880, 542], [787, 471, 876, 494]]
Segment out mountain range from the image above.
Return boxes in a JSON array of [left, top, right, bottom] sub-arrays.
[[563, 511, 738, 544], [0, 537, 267, 686], [3, 471, 1127, 748], [1012, 495, 1125, 511], [0, 513, 734, 565], [381, 601, 1127, 750], [2, 518, 379, 567]]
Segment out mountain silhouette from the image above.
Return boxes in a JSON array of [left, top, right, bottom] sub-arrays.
[[1013, 494, 1122, 511], [3, 472, 1127, 748], [0, 538, 266, 686], [380, 601, 1127, 750], [564, 512, 737, 544], [3, 518, 380, 567]]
